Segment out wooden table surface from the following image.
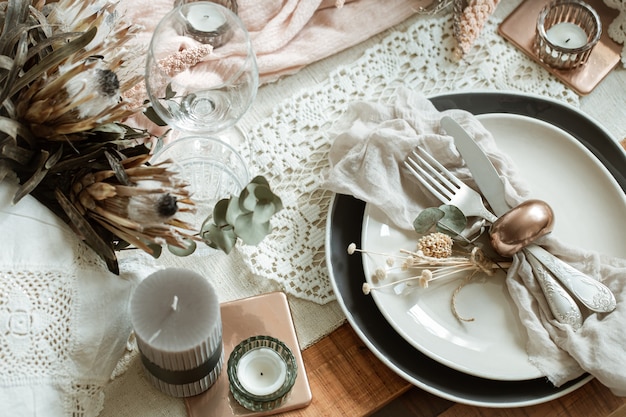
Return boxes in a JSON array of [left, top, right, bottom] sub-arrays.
[[281, 323, 626, 417]]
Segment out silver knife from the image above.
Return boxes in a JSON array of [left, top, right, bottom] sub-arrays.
[[442, 115, 616, 316]]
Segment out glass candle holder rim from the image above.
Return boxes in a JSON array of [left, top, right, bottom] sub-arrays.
[[536, 0, 602, 54], [151, 135, 249, 170], [227, 335, 298, 401]]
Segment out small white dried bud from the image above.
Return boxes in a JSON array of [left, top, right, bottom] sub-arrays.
[[386, 257, 395, 267], [362, 283, 371, 295], [419, 269, 433, 288], [374, 268, 387, 283], [347, 243, 357, 255]]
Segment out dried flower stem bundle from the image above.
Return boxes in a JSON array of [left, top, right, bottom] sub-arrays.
[[349, 232, 511, 322]]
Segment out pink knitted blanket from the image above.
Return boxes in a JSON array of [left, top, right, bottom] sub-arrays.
[[122, 0, 419, 85]]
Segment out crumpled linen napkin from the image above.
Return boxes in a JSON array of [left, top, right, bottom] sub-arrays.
[[323, 87, 626, 395]]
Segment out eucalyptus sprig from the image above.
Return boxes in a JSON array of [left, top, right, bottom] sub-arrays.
[[413, 204, 506, 262], [198, 175, 283, 254], [413, 204, 468, 238]]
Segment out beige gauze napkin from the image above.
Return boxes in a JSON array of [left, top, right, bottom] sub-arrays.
[[322, 87, 626, 395]]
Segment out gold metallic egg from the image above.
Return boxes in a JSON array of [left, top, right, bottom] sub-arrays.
[[489, 199, 554, 257]]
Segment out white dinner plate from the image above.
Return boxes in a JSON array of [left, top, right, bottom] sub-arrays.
[[361, 113, 626, 381]]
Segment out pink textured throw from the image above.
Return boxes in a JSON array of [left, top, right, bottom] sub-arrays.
[[121, 0, 419, 85]]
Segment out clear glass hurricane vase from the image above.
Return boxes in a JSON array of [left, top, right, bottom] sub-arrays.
[[146, 2, 258, 137]]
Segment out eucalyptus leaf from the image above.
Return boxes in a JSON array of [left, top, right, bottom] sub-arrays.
[[254, 184, 278, 203], [250, 175, 270, 187], [224, 197, 244, 225], [198, 175, 282, 253], [143, 105, 168, 127], [253, 201, 278, 224], [168, 238, 196, 257], [239, 184, 257, 212], [165, 83, 177, 99], [234, 212, 271, 245], [210, 198, 229, 226], [146, 243, 162, 258], [203, 223, 237, 254], [413, 207, 445, 234], [436, 204, 467, 236]]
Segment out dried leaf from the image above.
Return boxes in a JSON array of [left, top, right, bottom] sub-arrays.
[[105, 150, 130, 186], [12, 151, 49, 204], [55, 188, 119, 273], [10, 26, 97, 96], [0, 30, 28, 106]]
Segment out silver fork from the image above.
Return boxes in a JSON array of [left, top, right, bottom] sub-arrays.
[[404, 148, 584, 329], [404, 149, 498, 224]]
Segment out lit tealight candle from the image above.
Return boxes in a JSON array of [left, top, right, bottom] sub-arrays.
[[130, 268, 223, 397], [227, 336, 298, 411], [237, 347, 287, 396], [187, 3, 227, 33], [535, 0, 602, 70], [545, 22, 588, 49]]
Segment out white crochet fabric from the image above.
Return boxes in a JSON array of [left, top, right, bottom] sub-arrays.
[[0, 179, 156, 417], [604, 0, 626, 67], [237, 6, 579, 304]]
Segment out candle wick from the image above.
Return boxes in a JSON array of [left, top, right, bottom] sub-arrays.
[[171, 295, 179, 311], [565, 38, 570, 43]]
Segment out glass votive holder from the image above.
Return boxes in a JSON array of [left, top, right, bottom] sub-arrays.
[[535, 0, 601, 70], [150, 136, 249, 233], [227, 335, 298, 411]]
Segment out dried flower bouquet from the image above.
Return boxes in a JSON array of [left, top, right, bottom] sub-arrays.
[[0, 0, 196, 273]]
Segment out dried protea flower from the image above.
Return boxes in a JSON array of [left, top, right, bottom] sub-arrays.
[[64, 64, 121, 119], [417, 232, 454, 258], [66, 154, 196, 262]]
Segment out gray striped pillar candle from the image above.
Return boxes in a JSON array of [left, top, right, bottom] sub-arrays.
[[130, 268, 223, 397]]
